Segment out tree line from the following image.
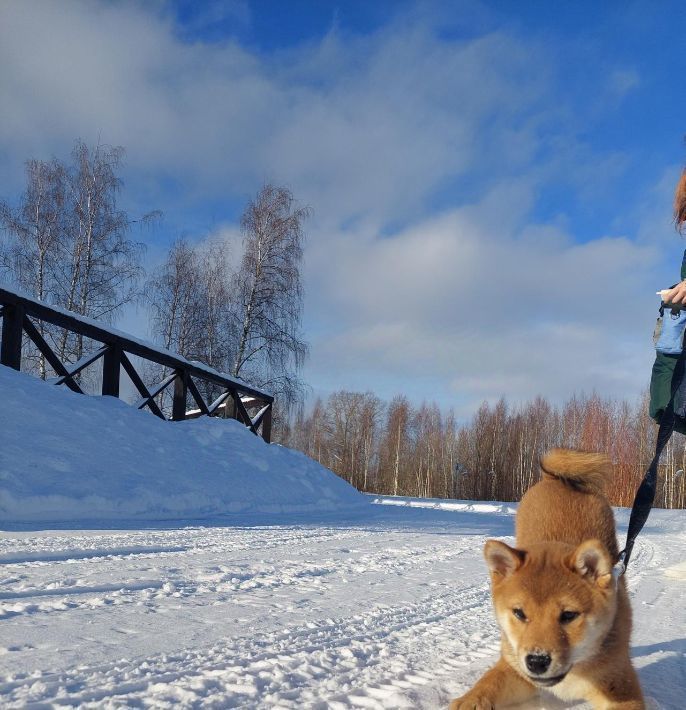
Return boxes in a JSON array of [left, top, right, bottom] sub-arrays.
[[280, 391, 686, 509], [0, 141, 309, 419]]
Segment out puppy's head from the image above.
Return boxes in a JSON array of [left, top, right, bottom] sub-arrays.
[[484, 539, 617, 687]]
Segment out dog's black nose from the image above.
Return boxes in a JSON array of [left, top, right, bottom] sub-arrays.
[[525, 653, 552, 675]]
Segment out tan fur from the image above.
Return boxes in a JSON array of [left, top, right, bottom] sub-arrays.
[[539, 448, 611, 495], [449, 448, 644, 710]]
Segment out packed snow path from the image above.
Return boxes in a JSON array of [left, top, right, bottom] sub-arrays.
[[0, 501, 684, 709]]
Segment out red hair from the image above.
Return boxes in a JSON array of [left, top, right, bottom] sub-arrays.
[[675, 169, 686, 231]]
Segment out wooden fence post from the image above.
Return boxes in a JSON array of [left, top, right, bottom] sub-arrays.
[[172, 369, 187, 421], [261, 405, 272, 443], [0, 302, 24, 370], [224, 390, 238, 419], [102, 342, 122, 398]]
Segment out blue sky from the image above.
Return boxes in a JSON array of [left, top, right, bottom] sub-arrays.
[[1, 0, 685, 416], [165, 0, 686, 239]]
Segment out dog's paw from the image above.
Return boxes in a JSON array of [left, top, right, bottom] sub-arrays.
[[448, 694, 495, 710]]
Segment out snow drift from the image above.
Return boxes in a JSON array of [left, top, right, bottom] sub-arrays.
[[0, 366, 367, 524]]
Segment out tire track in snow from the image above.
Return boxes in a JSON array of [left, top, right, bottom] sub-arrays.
[[0, 579, 497, 708], [0, 545, 189, 566], [0, 529, 474, 622]]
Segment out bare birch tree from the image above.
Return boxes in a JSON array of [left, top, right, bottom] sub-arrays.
[[147, 238, 206, 359], [231, 184, 311, 413], [198, 239, 235, 374], [378, 396, 410, 496], [1, 141, 154, 379], [56, 142, 150, 365], [358, 393, 383, 492], [0, 158, 66, 377], [146, 236, 236, 408]]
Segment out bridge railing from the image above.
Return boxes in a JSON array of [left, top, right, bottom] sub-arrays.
[[0, 284, 273, 442]]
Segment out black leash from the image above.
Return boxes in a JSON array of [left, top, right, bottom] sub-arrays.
[[618, 342, 686, 572]]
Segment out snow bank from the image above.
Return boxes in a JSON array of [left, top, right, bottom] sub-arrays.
[[372, 495, 518, 516], [0, 366, 367, 525]]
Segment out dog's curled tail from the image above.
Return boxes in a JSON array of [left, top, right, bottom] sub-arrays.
[[539, 448, 612, 494]]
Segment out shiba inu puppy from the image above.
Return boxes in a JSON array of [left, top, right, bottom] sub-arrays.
[[449, 449, 644, 709]]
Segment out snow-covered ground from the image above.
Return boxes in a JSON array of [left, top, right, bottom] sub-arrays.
[[0, 501, 684, 708], [0, 366, 684, 708], [0, 366, 365, 524]]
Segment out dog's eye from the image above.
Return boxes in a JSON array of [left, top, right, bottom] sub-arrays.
[[559, 610, 580, 624], [512, 607, 527, 622]]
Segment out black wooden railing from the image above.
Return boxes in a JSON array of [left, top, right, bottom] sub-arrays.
[[0, 284, 273, 442]]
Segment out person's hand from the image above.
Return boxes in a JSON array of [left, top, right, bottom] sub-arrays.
[[662, 281, 686, 306]]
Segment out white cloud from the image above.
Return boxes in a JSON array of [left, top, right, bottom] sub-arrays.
[[0, 1, 551, 226], [304, 182, 663, 415]]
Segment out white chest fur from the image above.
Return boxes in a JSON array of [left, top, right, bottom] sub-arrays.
[[545, 671, 596, 703]]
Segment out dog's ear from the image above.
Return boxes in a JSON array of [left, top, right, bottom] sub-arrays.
[[570, 539, 613, 589], [484, 540, 525, 580]]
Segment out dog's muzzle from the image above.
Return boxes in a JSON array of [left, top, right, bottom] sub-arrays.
[[524, 654, 567, 687]]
